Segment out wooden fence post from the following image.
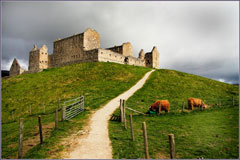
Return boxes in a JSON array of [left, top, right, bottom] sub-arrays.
[[232, 96, 234, 106], [38, 116, 43, 144], [123, 99, 126, 120], [120, 99, 122, 122], [43, 104, 45, 114], [55, 108, 58, 129], [123, 100, 127, 129], [29, 105, 32, 115], [61, 105, 65, 121], [129, 114, 134, 141], [182, 101, 185, 112], [142, 122, 150, 159], [168, 134, 176, 159], [120, 99, 124, 123], [18, 118, 24, 159]]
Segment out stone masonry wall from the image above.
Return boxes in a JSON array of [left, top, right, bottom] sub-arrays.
[[144, 47, 160, 69], [107, 42, 133, 57], [107, 46, 123, 55], [122, 42, 133, 57], [49, 49, 99, 68], [83, 28, 100, 51], [151, 47, 159, 68], [98, 48, 145, 67], [98, 49, 125, 64], [29, 50, 40, 72], [127, 56, 145, 67], [38, 45, 49, 70], [50, 33, 85, 68], [10, 63, 20, 76], [10, 59, 25, 76], [145, 52, 153, 68]]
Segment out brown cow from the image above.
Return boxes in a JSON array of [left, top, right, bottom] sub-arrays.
[[149, 100, 170, 113], [188, 98, 207, 110]]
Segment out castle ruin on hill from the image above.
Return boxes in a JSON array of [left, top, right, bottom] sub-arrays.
[[10, 28, 159, 76]]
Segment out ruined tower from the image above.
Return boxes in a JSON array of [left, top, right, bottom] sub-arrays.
[[29, 44, 49, 72], [10, 58, 26, 76], [138, 49, 145, 60], [151, 47, 159, 68], [144, 46, 159, 69], [83, 28, 100, 51]]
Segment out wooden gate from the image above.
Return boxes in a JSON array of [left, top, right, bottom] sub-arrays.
[[63, 96, 84, 120]]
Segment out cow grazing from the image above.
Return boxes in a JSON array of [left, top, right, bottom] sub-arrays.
[[188, 98, 207, 110], [149, 100, 170, 113]]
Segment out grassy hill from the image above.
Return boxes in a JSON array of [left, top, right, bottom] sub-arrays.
[[109, 69, 239, 159], [1, 62, 151, 159]]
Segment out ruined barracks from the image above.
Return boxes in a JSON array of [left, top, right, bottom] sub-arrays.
[[10, 28, 159, 76]]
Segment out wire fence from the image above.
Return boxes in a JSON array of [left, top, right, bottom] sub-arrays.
[[3, 95, 85, 124], [116, 96, 239, 159], [2, 95, 85, 159], [153, 96, 238, 114]]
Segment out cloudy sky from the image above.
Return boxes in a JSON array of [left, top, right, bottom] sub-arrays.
[[2, 1, 239, 84]]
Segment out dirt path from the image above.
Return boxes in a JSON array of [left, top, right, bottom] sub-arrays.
[[67, 70, 155, 159]]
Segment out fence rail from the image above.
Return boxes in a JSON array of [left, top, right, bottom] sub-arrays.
[[63, 96, 84, 120], [117, 97, 239, 159]]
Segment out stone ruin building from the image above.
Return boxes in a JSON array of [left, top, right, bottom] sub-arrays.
[[10, 28, 159, 76], [10, 58, 26, 76]]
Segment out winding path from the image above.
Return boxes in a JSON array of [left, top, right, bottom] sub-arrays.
[[68, 70, 155, 159]]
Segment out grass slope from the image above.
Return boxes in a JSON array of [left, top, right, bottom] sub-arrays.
[[1, 62, 151, 159], [109, 69, 239, 159]]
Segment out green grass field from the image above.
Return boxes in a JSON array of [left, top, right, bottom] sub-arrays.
[[109, 69, 239, 159], [1, 62, 150, 159]]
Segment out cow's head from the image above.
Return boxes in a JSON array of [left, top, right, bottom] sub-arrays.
[[203, 104, 207, 109]]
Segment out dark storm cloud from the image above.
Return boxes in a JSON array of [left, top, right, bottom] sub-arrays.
[[2, 1, 239, 84]]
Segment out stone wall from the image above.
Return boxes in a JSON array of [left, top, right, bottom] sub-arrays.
[[107, 42, 133, 57], [98, 48, 145, 67], [10, 59, 25, 76], [151, 47, 159, 69], [138, 49, 145, 60], [126, 56, 145, 67], [122, 42, 133, 57], [98, 49, 125, 64], [49, 49, 99, 68], [144, 47, 159, 69], [83, 28, 100, 51], [29, 50, 40, 72], [28, 45, 49, 72], [144, 52, 153, 68], [50, 33, 85, 67], [50, 28, 100, 68], [38, 45, 49, 70]]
